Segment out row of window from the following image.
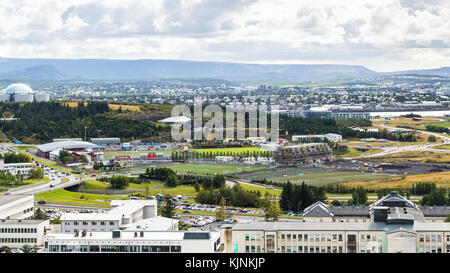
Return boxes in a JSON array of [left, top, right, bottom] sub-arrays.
[[22, 208, 33, 214], [281, 245, 344, 253], [66, 221, 116, 226], [419, 246, 446, 253], [418, 234, 448, 243], [48, 245, 182, 253], [280, 233, 344, 243], [1, 237, 37, 244], [0, 228, 37, 233]]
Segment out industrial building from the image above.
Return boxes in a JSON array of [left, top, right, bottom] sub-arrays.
[[0, 194, 34, 220], [0, 83, 49, 102], [36, 140, 99, 160], [90, 138, 121, 146], [222, 192, 450, 253]]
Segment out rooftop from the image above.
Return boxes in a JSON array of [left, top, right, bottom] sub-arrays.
[[0, 194, 33, 207], [0, 219, 48, 225], [36, 141, 98, 153]]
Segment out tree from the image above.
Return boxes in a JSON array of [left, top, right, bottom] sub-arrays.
[[32, 245, 40, 253], [33, 208, 48, 220], [193, 182, 201, 192], [109, 175, 129, 189], [265, 201, 281, 222], [29, 166, 44, 179], [80, 154, 89, 164], [161, 195, 175, 218], [58, 150, 72, 164], [215, 197, 227, 221], [21, 244, 32, 253], [165, 173, 179, 187], [445, 214, 450, 223], [421, 188, 448, 206], [428, 135, 437, 142], [331, 200, 342, 206], [212, 174, 225, 189], [352, 186, 368, 205]]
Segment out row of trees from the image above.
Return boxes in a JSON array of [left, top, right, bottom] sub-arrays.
[[279, 182, 327, 212], [0, 152, 31, 163], [171, 150, 273, 162], [196, 184, 263, 208], [425, 125, 449, 133], [421, 188, 450, 206]]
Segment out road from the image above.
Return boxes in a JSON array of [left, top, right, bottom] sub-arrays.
[[354, 123, 450, 159]]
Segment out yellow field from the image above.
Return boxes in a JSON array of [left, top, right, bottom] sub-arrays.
[[340, 171, 450, 190], [370, 151, 450, 163], [372, 117, 441, 128], [64, 102, 141, 112]]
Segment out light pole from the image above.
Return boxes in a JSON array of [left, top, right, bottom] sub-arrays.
[[84, 126, 87, 142], [97, 129, 101, 139]]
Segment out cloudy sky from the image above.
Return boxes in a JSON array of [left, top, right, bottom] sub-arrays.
[[0, 0, 449, 72]]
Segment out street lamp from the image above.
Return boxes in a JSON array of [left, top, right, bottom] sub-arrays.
[[97, 129, 101, 139], [84, 126, 87, 142]]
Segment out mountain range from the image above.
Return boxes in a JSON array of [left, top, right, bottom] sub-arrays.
[[0, 57, 448, 82]]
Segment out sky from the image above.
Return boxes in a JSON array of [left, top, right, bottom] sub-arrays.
[[0, 0, 449, 72]]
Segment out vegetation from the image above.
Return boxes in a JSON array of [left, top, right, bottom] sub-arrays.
[[421, 188, 449, 206], [425, 124, 449, 133], [279, 182, 327, 212], [264, 201, 281, 222], [109, 175, 130, 189], [196, 184, 262, 208], [0, 101, 169, 143], [160, 195, 176, 218], [348, 186, 368, 205], [0, 152, 31, 163]]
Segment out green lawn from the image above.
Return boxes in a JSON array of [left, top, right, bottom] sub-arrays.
[[167, 163, 269, 175], [238, 183, 281, 196], [81, 179, 160, 191], [103, 150, 172, 158], [192, 147, 266, 155], [35, 189, 129, 206], [424, 122, 450, 128]]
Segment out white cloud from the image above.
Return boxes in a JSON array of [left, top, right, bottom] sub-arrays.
[[0, 0, 448, 72]]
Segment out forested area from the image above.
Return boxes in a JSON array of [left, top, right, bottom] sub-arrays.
[[280, 116, 417, 142], [0, 101, 169, 143]]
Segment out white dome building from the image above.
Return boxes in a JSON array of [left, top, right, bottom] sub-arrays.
[[1, 83, 49, 102]]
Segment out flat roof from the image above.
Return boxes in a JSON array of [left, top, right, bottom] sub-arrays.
[[0, 219, 48, 225], [122, 216, 178, 231], [0, 194, 33, 207], [45, 231, 218, 241]]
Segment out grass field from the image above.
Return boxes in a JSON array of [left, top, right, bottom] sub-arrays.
[[35, 189, 129, 206], [340, 171, 450, 190], [373, 117, 441, 129], [435, 144, 450, 150], [238, 183, 281, 196], [237, 168, 395, 185], [424, 121, 450, 128], [166, 163, 269, 175], [81, 179, 160, 191]]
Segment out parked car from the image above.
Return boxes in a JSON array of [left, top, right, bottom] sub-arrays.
[[183, 210, 192, 213]]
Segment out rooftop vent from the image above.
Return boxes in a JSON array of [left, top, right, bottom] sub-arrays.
[[81, 230, 87, 237], [140, 231, 144, 237], [134, 232, 137, 237]]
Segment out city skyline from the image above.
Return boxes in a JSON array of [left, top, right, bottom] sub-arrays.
[[0, 0, 449, 72]]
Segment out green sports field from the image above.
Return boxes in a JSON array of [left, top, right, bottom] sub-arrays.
[[237, 167, 396, 185]]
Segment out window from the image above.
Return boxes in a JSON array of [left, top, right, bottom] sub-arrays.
[[245, 234, 250, 241], [256, 234, 261, 241], [293, 234, 297, 241], [251, 246, 255, 253], [419, 235, 424, 242], [425, 235, 430, 242], [298, 234, 302, 241], [292, 246, 297, 253], [82, 222, 88, 226], [251, 234, 255, 241], [257, 246, 261, 253], [281, 234, 285, 241], [92, 221, 97, 225], [286, 246, 291, 253], [298, 246, 303, 253], [437, 235, 442, 243], [101, 222, 106, 225], [281, 246, 285, 253], [338, 234, 343, 242], [431, 235, 436, 242], [245, 246, 250, 253], [287, 234, 291, 242]]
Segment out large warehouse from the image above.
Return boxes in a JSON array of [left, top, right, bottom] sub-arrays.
[[0, 83, 50, 102], [36, 140, 99, 160]]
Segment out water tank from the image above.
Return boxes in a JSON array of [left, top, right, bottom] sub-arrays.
[[13, 93, 34, 102], [34, 92, 50, 102]]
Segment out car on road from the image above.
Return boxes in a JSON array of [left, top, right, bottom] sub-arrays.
[[183, 210, 192, 213], [37, 200, 46, 204], [49, 184, 54, 188], [266, 185, 274, 189]]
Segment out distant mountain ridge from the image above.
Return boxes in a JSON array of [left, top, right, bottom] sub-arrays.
[[0, 57, 447, 82]]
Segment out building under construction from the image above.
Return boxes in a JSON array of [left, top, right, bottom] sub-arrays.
[[274, 143, 333, 166]]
